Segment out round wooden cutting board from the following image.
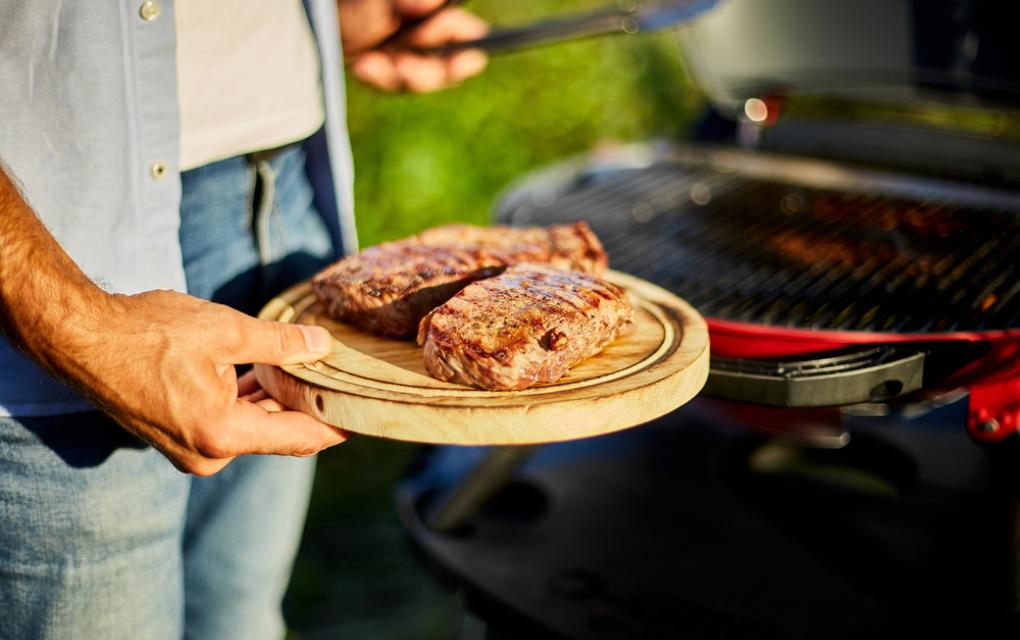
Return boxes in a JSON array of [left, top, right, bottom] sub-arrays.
[[254, 271, 709, 445]]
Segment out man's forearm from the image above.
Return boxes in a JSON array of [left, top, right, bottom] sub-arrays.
[[0, 160, 344, 474], [0, 161, 110, 378]]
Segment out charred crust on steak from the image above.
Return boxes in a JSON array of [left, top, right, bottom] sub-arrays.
[[418, 263, 633, 390], [539, 329, 568, 351], [313, 223, 609, 338]]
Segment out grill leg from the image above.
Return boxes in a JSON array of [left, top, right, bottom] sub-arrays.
[[460, 611, 488, 640], [426, 446, 536, 532]]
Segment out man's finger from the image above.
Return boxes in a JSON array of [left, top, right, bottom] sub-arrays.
[[176, 454, 234, 477], [405, 8, 489, 47], [230, 400, 348, 456], [237, 369, 261, 397], [144, 433, 235, 477], [253, 395, 285, 411], [394, 53, 447, 93], [243, 388, 270, 404], [225, 314, 333, 366], [395, 0, 449, 18], [339, 0, 401, 55], [351, 51, 402, 92], [446, 49, 488, 84]]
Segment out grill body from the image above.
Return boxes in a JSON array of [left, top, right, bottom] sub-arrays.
[[496, 142, 1020, 440]]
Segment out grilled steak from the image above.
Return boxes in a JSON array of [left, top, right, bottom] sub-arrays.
[[312, 243, 507, 337], [415, 223, 607, 274], [312, 222, 607, 337], [417, 264, 633, 390]]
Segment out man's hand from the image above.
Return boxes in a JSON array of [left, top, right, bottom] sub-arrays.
[[63, 291, 346, 476], [0, 164, 346, 476], [339, 0, 489, 93]]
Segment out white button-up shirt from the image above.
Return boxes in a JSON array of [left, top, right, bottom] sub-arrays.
[[0, 0, 357, 416]]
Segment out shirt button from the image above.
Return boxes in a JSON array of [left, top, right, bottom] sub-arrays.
[[150, 162, 168, 181], [139, 0, 161, 22]]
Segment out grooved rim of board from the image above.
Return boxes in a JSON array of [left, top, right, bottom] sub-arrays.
[[255, 270, 710, 445]]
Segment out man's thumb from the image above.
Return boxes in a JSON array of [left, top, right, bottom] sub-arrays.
[[230, 317, 333, 365]]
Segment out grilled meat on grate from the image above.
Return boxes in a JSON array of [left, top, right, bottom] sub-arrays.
[[417, 264, 633, 390], [313, 222, 607, 337]]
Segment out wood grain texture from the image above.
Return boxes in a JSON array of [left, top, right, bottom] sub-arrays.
[[254, 271, 709, 445]]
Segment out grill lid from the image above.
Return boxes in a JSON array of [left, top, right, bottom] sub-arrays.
[[677, 0, 1020, 113]]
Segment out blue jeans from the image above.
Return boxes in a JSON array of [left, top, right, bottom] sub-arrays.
[[0, 146, 335, 639]]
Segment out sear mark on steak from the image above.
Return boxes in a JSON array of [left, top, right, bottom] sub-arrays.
[[313, 243, 506, 337], [312, 222, 608, 337], [414, 223, 607, 274], [417, 264, 633, 391]]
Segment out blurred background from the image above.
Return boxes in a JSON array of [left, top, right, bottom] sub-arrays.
[[286, 1, 704, 637], [348, 0, 701, 246]]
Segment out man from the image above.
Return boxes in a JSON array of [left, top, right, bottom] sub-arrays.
[[0, 1, 487, 637]]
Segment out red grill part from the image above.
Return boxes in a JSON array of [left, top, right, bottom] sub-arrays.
[[709, 318, 1020, 441]]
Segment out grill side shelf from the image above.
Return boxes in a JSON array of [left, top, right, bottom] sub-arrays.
[[704, 347, 925, 407]]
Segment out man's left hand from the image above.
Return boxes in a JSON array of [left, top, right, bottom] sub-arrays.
[[339, 0, 489, 93]]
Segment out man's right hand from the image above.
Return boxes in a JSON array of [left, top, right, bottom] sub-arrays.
[[63, 290, 346, 476], [0, 163, 346, 476]]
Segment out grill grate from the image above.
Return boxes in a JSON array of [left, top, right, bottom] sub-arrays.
[[499, 159, 1020, 333]]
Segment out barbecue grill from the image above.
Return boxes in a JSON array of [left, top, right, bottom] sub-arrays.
[[487, 0, 1020, 443], [496, 142, 1020, 439], [396, 0, 1020, 635]]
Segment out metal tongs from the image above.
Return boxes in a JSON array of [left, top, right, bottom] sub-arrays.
[[382, 0, 719, 57]]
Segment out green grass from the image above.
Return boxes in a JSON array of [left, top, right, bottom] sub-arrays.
[[347, 0, 702, 247], [285, 438, 463, 639]]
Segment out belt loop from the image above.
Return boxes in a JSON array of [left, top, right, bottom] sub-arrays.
[[247, 142, 293, 165], [246, 143, 296, 266], [251, 158, 277, 266]]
